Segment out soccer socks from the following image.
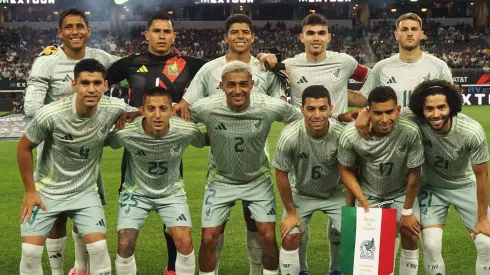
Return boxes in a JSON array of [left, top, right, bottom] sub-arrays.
[[299, 225, 309, 272], [46, 236, 66, 275], [399, 249, 419, 275], [115, 254, 137, 275], [86, 240, 111, 274], [422, 228, 445, 274], [199, 271, 215, 275], [328, 221, 341, 272], [475, 233, 490, 274], [246, 231, 262, 275], [175, 250, 196, 275], [262, 268, 279, 275], [215, 233, 225, 274], [72, 230, 89, 273], [20, 243, 44, 275], [279, 248, 299, 275]]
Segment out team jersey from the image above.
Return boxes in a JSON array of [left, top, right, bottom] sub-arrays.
[[360, 52, 452, 107], [283, 51, 369, 112], [402, 111, 489, 189], [190, 92, 301, 185], [107, 52, 207, 107], [106, 116, 205, 198], [24, 45, 119, 117], [25, 95, 135, 201], [339, 117, 425, 199], [183, 55, 285, 105], [272, 118, 345, 199]]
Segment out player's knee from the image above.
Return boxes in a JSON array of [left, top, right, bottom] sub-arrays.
[[118, 239, 136, 258], [475, 233, 490, 259], [87, 239, 108, 256], [21, 243, 43, 263], [422, 228, 443, 256], [174, 235, 193, 254], [201, 231, 220, 250], [282, 233, 301, 251], [258, 227, 277, 247]]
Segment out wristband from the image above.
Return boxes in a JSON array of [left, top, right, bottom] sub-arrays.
[[401, 208, 413, 216]]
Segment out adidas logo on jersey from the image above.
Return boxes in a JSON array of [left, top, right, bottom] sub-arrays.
[[135, 149, 147, 156], [215, 123, 227, 130], [297, 152, 308, 159], [387, 76, 397, 84], [176, 214, 188, 221], [137, 65, 149, 73], [266, 208, 276, 216], [63, 74, 72, 82], [95, 219, 106, 227], [297, 76, 308, 84], [61, 134, 73, 141]]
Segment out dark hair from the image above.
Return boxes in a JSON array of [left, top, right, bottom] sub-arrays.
[[368, 86, 397, 106], [302, 85, 331, 106], [74, 59, 106, 80], [225, 14, 253, 34], [409, 79, 462, 119], [59, 7, 89, 29], [302, 13, 329, 29], [143, 86, 172, 102], [147, 14, 174, 31]]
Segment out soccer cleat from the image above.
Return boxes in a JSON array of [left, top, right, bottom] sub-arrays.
[[164, 266, 176, 275], [68, 267, 89, 275], [329, 271, 342, 275], [299, 271, 309, 275]]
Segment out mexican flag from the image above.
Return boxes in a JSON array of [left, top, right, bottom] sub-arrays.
[[339, 206, 397, 275]]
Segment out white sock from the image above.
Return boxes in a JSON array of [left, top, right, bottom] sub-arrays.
[[280, 248, 299, 275], [422, 228, 445, 275], [46, 237, 66, 275], [262, 268, 278, 275], [176, 250, 196, 275], [328, 221, 341, 272], [86, 240, 111, 274], [115, 254, 136, 275], [199, 271, 215, 275], [20, 243, 44, 275], [246, 231, 262, 275], [475, 233, 490, 275], [299, 226, 309, 272], [399, 249, 419, 275], [72, 230, 89, 273], [215, 233, 225, 274]]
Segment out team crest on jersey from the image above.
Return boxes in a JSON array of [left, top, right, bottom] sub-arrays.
[[453, 147, 465, 157], [170, 145, 182, 156], [422, 72, 431, 82], [167, 62, 179, 76], [396, 144, 407, 155], [253, 78, 260, 88], [97, 126, 109, 139], [251, 120, 262, 132], [329, 68, 342, 82]]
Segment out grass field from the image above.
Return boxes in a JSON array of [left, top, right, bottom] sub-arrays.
[[1, 106, 489, 274]]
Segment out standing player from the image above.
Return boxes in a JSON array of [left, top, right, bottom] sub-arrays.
[[272, 85, 346, 275], [358, 13, 452, 107], [339, 86, 424, 275], [106, 87, 207, 275], [407, 80, 490, 275], [17, 59, 135, 275], [174, 14, 286, 275], [23, 7, 119, 275], [107, 14, 207, 275], [191, 61, 301, 275]]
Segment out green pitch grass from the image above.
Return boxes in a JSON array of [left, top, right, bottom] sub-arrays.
[[1, 106, 489, 274]]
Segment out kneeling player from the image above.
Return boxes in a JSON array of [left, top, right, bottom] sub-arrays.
[[407, 80, 490, 275], [339, 86, 424, 275], [106, 87, 207, 275], [272, 85, 345, 274]]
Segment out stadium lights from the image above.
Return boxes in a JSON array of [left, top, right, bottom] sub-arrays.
[[471, 2, 474, 5], [391, 8, 397, 12], [421, 8, 427, 12], [167, 10, 174, 15], [410, 0, 418, 2], [85, 11, 90, 15], [53, 11, 58, 14]]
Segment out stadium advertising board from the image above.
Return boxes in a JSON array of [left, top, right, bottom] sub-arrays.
[[1, 0, 56, 4], [0, 80, 27, 90], [452, 69, 490, 106]]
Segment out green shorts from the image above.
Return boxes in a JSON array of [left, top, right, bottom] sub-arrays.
[[201, 178, 276, 227], [117, 189, 191, 231], [286, 191, 345, 234], [419, 184, 490, 229], [21, 189, 106, 237], [365, 194, 421, 223]]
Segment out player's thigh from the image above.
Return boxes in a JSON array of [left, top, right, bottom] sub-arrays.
[[117, 191, 152, 232], [284, 192, 316, 235], [319, 192, 346, 231], [155, 190, 192, 228], [20, 194, 63, 238], [242, 178, 276, 223], [449, 184, 490, 230], [201, 183, 237, 227], [419, 187, 450, 227], [68, 191, 108, 236]]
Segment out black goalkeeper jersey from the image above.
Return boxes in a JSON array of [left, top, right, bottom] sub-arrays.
[[107, 51, 207, 107]]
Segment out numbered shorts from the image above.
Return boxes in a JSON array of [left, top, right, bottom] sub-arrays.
[[21, 189, 106, 237], [286, 192, 344, 234], [201, 178, 276, 227], [419, 184, 490, 229], [365, 194, 421, 223], [117, 189, 191, 231]]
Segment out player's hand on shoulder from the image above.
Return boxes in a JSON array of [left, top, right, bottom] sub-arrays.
[[117, 110, 142, 129], [473, 219, 490, 239], [20, 191, 47, 224], [354, 108, 371, 139], [399, 214, 422, 237], [259, 53, 278, 71], [338, 109, 361, 122], [280, 212, 302, 239], [173, 100, 191, 121], [38, 44, 59, 57]]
